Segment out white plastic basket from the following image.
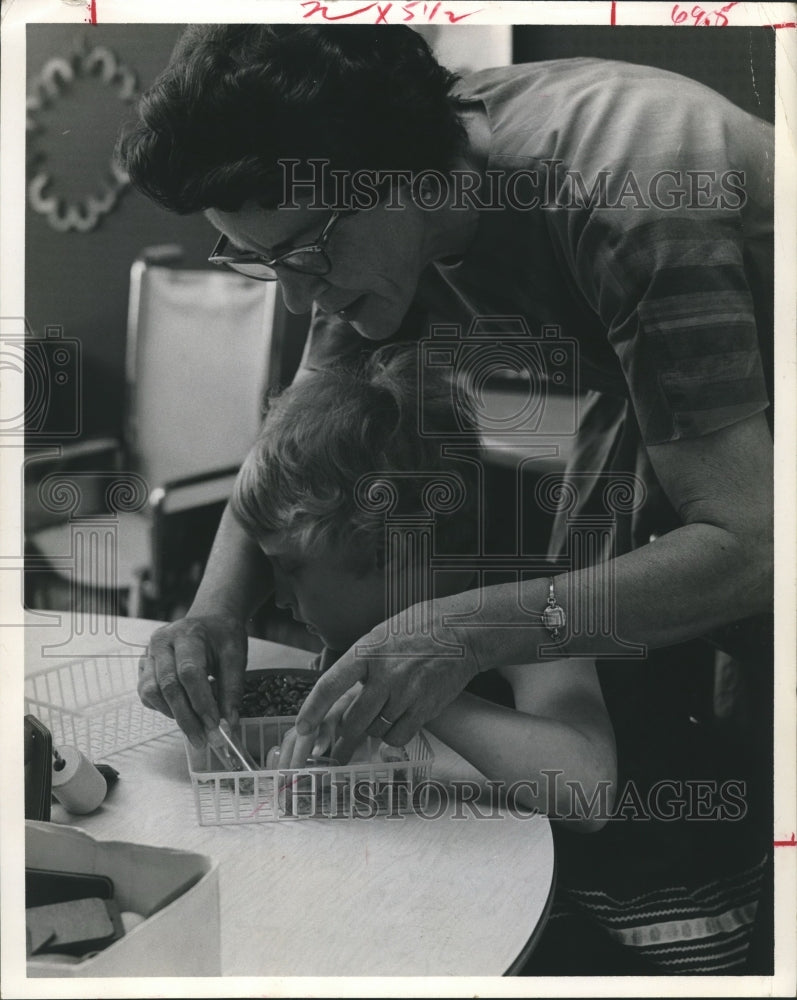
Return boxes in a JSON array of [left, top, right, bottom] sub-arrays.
[[24, 656, 178, 758], [186, 715, 435, 825]]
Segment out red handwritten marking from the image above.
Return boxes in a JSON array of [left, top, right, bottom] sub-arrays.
[[300, 0, 480, 23], [443, 5, 482, 21], [671, 1, 739, 26], [246, 772, 303, 820], [610, 1, 616, 26], [774, 833, 796, 847], [87, 0, 97, 24], [765, 22, 797, 28], [301, 1, 380, 20]]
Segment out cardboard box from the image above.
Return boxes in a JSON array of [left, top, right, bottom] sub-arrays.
[[26, 821, 220, 977]]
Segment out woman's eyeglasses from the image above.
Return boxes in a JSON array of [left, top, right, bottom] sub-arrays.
[[208, 211, 347, 282]]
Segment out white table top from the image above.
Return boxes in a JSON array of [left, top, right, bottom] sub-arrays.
[[23, 612, 554, 978]]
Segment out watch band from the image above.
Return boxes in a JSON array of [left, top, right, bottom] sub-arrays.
[[542, 578, 566, 641]]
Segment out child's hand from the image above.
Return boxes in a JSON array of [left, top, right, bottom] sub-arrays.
[[276, 683, 362, 768]]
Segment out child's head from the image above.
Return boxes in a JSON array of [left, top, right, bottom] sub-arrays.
[[231, 344, 475, 649]]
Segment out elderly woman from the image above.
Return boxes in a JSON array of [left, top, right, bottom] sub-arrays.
[[123, 24, 773, 975], [125, 23, 772, 737]]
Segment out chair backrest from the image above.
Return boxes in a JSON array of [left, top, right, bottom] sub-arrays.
[[125, 261, 278, 495]]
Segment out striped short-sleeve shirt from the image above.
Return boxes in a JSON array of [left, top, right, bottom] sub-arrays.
[[430, 59, 774, 446], [302, 59, 773, 447]]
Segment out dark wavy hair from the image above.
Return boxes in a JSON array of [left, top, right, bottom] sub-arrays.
[[117, 24, 468, 214]]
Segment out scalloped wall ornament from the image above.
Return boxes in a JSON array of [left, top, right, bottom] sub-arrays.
[[27, 43, 139, 233]]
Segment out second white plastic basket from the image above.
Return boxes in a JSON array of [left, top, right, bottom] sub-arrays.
[[24, 656, 178, 758]]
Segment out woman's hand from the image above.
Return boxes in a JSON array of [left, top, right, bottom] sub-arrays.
[[275, 683, 362, 768], [138, 613, 248, 748], [294, 599, 483, 756]]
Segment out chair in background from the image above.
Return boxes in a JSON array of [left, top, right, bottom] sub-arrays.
[[25, 247, 301, 621]]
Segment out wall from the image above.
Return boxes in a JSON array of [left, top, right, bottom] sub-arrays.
[[25, 24, 220, 442]]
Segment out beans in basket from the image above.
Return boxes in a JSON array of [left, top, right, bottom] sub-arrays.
[[240, 672, 317, 717]]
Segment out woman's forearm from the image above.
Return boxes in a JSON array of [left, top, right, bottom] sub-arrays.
[[450, 411, 773, 669], [190, 503, 273, 620], [425, 693, 615, 832], [452, 520, 772, 671]]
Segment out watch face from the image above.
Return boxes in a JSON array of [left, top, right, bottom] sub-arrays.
[[543, 605, 565, 628]]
